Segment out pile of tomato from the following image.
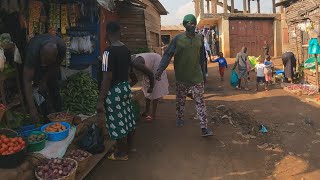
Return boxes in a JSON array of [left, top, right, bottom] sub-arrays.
[[0, 135, 26, 156]]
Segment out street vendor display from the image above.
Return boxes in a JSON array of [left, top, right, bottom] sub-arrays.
[[35, 158, 77, 180], [60, 73, 98, 115]]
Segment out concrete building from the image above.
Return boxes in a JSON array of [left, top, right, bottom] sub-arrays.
[[194, 0, 283, 58]]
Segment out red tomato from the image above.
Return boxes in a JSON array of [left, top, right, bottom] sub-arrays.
[[8, 147, 13, 151], [17, 137, 23, 143], [8, 151, 14, 155], [0, 140, 2, 144], [10, 138, 17, 143], [20, 141, 26, 146], [1, 144, 8, 149], [8, 143, 14, 147], [3, 138, 9, 144], [0, 135, 6, 140], [13, 147, 19, 152], [0, 148, 4, 154]]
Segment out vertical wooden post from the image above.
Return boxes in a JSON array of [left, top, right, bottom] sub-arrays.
[[272, 0, 276, 13], [257, 0, 261, 13], [194, 0, 199, 17], [206, 0, 210, 13], [243, 0, 247, 14], [247, 0, 251, 13], [200, 0, 204, 16], [223, 0, 228, 13], [280, 0, 284, 13], [211, 0, 217, 14], [231, 0, 234, 13]]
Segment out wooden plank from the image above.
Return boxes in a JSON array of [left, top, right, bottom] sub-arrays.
[[76, 140, 115, 180]]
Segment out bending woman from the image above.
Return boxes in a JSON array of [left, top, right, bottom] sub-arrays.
[[131, 53, 169, 121]]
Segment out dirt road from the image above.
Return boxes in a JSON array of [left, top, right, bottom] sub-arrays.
[[88, 61, 320, 180]]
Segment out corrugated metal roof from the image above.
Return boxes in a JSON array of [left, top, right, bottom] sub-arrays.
[[161, 25, 185, 31], [149, 0, 168, 15]]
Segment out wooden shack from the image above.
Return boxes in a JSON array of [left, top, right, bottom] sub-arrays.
[[161, 25, 185, 45], [113, 0, 167, 54], [276, 0, 320, 86]]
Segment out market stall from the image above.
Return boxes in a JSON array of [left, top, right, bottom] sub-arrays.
[[0, 0, 116, 179]]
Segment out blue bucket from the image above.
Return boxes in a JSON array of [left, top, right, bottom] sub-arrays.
[[17, 125, 42, 137], [41, 122, 70, 141]]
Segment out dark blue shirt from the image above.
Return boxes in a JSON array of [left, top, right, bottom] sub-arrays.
[[213, 57, 228, 68]]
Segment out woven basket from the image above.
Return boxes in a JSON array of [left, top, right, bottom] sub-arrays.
[[48, 112, 75, 125], [65, 150, 92, 174], [35, 158, 78, 180], [75, 153, 92, 174]]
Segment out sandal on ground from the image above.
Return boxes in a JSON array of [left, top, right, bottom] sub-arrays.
[[108, 152, 128, 161], [244, 88, 250, 91], [236, 86, 242, 90], [145, 116, 153, 121]]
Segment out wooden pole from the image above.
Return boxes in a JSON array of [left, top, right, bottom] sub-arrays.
[[248, 0, 251, 13], [257, 0, 261, 13], [206, 0, 210, 13], [211, 0, 217, 14], [231, 0, 234, 13], [243, 0, 247, 14], [200, 0, 204, 16], [272, 0, 276, 13], [223, 0, 228, 13], [194, 0, 199, 18]]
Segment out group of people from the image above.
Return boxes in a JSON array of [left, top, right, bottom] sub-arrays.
[[22, 12, 298, 162], [95, 14, 214, 160]]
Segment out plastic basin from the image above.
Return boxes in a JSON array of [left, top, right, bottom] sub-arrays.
[[0, 128, 27, 169], [41, 122, 70, 142], [17, 125, 42, 137], [27, 131, 47, 152]]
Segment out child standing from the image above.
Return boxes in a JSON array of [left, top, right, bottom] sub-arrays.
[[264, 55, 274, 86], [254, 58, 268, 91], [212, 52, 228, 81]]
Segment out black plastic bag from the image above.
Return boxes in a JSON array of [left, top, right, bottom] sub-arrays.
[[77, 123, 105, 154]]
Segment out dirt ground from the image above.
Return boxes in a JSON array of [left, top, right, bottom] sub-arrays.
[[87, 60, 320, 180]]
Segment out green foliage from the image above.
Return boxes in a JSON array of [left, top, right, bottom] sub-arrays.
[[133, 47, 151, 54]]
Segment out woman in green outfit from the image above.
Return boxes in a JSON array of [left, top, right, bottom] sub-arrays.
[[96, 22, 138, 161]]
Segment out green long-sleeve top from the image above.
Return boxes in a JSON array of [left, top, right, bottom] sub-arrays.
[[158, 32, 205, 85]]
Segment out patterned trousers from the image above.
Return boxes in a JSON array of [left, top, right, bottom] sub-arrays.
[[176, 82, 208, 129]]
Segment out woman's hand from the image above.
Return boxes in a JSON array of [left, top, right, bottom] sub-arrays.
[[155, 70, 162, 81]]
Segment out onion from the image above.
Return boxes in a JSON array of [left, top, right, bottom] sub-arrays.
[[59, 170, 63, 175]]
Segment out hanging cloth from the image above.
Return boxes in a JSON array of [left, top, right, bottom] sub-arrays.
[[96, 0, 116, 12], [308, 38, 320, 55]]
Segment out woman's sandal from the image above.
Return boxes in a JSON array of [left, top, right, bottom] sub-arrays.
[[145, 116, 153, 121], [108, 152, 128, 161]]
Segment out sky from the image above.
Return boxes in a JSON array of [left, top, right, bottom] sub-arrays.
[[159, 0, 276, 25]]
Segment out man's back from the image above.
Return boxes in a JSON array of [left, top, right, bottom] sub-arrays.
[[236, 52, 248, 70]]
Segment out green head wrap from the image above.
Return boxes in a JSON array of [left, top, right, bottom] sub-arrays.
[[183, 14, 197, 25]]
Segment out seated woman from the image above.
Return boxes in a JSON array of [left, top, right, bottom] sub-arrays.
[[131, 52, 169, 121]]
